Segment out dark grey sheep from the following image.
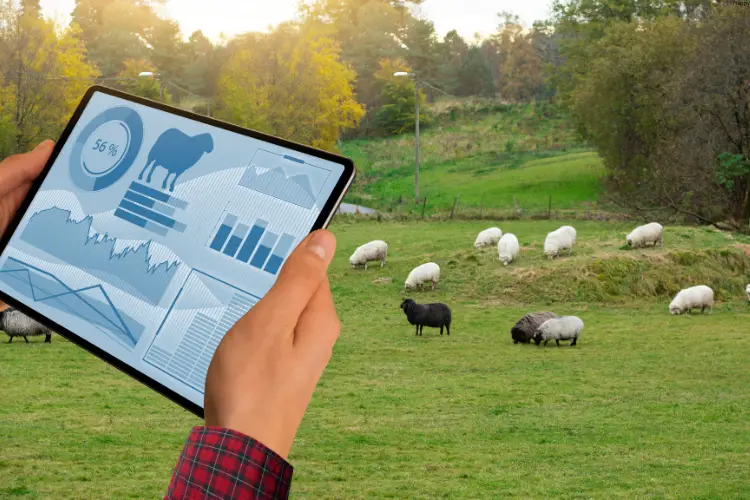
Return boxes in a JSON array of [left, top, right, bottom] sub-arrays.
[[139, 128, 214, 192], [400, 298, 452, 336], [511, 312, 557, 344], [1, 308, 53, 343]]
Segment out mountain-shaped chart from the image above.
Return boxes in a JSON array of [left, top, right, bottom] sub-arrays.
[[238, 149, 331, 209], [20, 207, 180, 305], [0, 258, 144, 348]]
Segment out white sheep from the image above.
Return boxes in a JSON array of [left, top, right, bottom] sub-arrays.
[[349, 240, 388, 269], [746, 284, 750, 302], [497, 233, 520, 266], [405, 262, 440, 290], [474, 227, 503, 248], [669, 285, 714, 315], [534, 316, 584, 347], [558, 225, 577, 245], [544, 228, 574, 259], [626, 223, 663, 248]]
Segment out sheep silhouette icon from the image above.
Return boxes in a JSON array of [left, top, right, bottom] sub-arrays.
[[138, 128, 214, 192]]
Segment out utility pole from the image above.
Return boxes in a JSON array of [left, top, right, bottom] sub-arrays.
[[414, 78, 420, 201]]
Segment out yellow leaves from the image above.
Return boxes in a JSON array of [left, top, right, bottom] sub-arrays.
[[216, 23, 364, 152]]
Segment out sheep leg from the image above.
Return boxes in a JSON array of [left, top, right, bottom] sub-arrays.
[[446, 324, 450, 336], [23, 336, 29, 344], [431, 280, 436, 290], [556, 339, 560, 347], [419, 325, 424, 336], [146, 165, 157, 183], [162, 172, 170, 190], [571, 338, 577, 347], [139, 161, 153, 181], [364, 262, 368, 271], [7, 336, 12, 344], [45, 334, 51, 343], [415, 325, 419, 336], [544, 339, 549, 347], [380, 258, 385, 268], [440, 325, 444, 336], [170, 173, 178, 192]]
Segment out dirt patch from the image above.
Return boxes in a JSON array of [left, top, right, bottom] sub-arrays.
[[733, 243, 750, 257]]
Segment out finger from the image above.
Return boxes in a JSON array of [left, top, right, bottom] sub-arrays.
[[255, 230, 336, 326], [0, 141, 54, 194], [293, 277, 341, 368]]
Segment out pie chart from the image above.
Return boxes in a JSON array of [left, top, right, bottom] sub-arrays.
[[69, 107, 144, 192]]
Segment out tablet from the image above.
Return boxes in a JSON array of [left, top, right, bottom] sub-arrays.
[[0, 86, 354, 417]]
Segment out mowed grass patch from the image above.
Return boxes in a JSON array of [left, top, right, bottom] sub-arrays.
[[1, 219, 749, 498]]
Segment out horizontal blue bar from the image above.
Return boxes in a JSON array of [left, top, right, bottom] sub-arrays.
[[283, 154, 304, 164], [129, 182, 188, 210], [119, 199, 180, 229], [210, 225, 233, 251], [264, 255, 283, 275], [250, 245, 272, 269], [114, 208, 169, 236], [123, 190, 155, 209]]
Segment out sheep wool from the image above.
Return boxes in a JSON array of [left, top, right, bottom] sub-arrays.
[[669, 285, 714, 315], [1, 309, 53, 343], [474, 227, 503, 248], [544, 229, 574, 259], [746, 284, 750, 302], [349, 240, 388, 269], [627, 223, 663, 248], [497, 233, 520, 266], [534, 316, 584, 347], [558, 225, 577, 245], [400, 299, 452, 336], [405, 262, 441, 290], [511, 312, 558, 344]]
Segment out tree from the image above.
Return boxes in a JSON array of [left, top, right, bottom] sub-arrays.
[[436, 30, 469, 95], [372, 58, 429, 136], [458, 46, 494, 97], [116, 59, 170, 101], [488, 13, 543, 101], [217, 22, 364, 151], [0, 2, 99, 155]]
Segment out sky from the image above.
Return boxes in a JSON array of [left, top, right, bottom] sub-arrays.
[[39, 0, 554, 42]]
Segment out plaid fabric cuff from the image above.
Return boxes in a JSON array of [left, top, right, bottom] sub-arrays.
[[166, 426, 293, 499]]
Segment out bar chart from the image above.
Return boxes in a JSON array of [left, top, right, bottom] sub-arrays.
[[209, 213, 296, 276], [114, 181, 189, 236]]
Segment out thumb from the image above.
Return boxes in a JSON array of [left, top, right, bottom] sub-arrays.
[[260, 230, 336, 323], [0, 140, 54, 194]]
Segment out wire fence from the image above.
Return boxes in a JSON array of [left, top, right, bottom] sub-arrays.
[[338, 194, 631, 222]]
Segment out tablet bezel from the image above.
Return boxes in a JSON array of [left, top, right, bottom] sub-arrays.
[[0, 85, 356, 418]]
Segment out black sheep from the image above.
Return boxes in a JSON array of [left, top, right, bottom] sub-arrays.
[[400, 299, 452, 336]]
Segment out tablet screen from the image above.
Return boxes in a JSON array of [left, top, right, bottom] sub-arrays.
[[0, 90, 349, 409]]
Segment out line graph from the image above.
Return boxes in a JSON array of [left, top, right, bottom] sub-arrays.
[[20, 207, 179, 305], [238, 149, 331, 209], [0, 258, 143, 348]]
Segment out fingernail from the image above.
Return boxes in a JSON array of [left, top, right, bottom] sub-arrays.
[[33, 140, 52, 152], [307, 231, 335, 261]]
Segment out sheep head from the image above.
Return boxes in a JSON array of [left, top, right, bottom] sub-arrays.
[[198, 133, 215, 153]]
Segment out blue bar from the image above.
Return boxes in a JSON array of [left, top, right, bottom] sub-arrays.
[[223, 224, 249, 257], [283, 154, 304, 164], [251, 232, 278, 269], [210, 214, 238, 251], [114, 208, 169, 236], [123, 190, 155, 209], [264, 255, 283, 275], [129, 182, 189, 210], [119, 200, 180, 229], [236, 220, 268, 263], [263, 234, 295, 274]]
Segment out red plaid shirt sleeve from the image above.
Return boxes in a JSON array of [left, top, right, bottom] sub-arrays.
[[166, 426, 293, 499]]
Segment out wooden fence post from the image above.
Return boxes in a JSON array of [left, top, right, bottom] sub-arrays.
[[548, 195, 552, 219], [421, 196, 427, 219], [450, 195, 461, 219], [479, 193, 485, 219]]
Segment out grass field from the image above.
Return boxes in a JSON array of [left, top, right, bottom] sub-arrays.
[[2, 219, 750, 498], [342, 103, 604, 212]]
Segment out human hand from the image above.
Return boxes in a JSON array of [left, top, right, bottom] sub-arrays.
[[204, 230, 340, 459], [0, 141, 54, 237]]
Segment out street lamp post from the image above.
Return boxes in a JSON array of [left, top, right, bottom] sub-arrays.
[[394, 71, 420, 201]]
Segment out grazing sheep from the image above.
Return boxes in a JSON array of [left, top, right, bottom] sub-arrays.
[[746, 284, 750, 302], [498, 233, 520, 266], [474, 227, 503, 248], [558, 225, 577, 245], [511, 312, 558, 344], [139, 128, 215, 192], [404, 262, 440, 290], [534, 316, 584, 347], [1, 308, 52, 343], [669, 285, 714, 315], [544, 228, 574, 259], [349, 240, 388, 269], [627, 223, 663, 248], [400, 299, 452, 336]]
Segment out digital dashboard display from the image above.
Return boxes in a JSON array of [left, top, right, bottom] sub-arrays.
[[0, 90, 349, 410]]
